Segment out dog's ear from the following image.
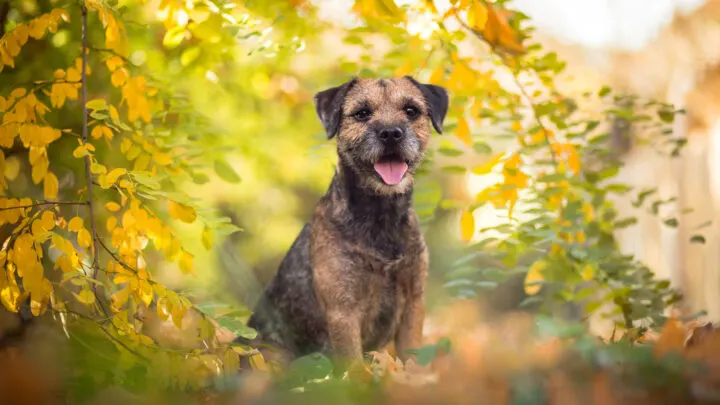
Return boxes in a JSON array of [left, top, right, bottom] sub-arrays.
[[314, 78, 358, 139], [406, 76, 449, 134]]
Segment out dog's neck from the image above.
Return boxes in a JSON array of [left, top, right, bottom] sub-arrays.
[[332, 163, 413, 217], [324, 163, 413, 259]]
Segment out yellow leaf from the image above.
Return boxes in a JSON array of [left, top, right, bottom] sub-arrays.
[[11, 88, 27, 99], [91, 125, 104, 139], [106, 216, 117, 232], [482, 5, 525, 54], [459, 210, 474, 242], [524, 261, 545, 296], [111, 287, 130, 311], [581, 264, 594, 281], [109, 105, 120, 121], [122, 210, 136, 229], [469, 2, 488, 30], [106, 202, 121, 212], [471, 153, 504, 175], [201, 226, 213, 250], [91, 162, 107, 175], [576, 230, 586, 244], [105, 168, 126, 185], [249, 353, 269, 371], [5, 156, 20, 180], [73, 144, 93, 158], [138, 281, 154, 307], [40, 211, 55, 230], [68, 216, 84, 232], [153, 152, 172, 166], [429, 65, 444, 85], [455, 115, 472, 147], [178, 250, 194, 274], [43, 172, 58, 199], [77, 228, 92, 248], [75, 288, 95, 306], [31, 155, 49, 184], [168, 200, 196, 224]]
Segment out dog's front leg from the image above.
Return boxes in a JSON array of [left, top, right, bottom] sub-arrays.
[[313, 260, 365, 377], [326, 309, 364, 376], [395, 292, 424, 362], [395, 250, 428, 362]]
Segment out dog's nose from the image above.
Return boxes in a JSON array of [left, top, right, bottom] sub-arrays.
[[378, 127, 404, 143]]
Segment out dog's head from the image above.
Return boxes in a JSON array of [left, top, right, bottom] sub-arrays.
[[314, 76, 448, 194]]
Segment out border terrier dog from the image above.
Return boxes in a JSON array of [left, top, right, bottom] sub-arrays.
[[243, 76, 448, 373]]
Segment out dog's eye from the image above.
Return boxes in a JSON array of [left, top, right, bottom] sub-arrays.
[[404, 105, 420, 119], [351, 108, 372, 122]]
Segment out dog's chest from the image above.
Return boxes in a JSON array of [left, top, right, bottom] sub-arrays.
[[358, 256, 414, 350]]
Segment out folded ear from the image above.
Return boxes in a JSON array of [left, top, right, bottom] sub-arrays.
[[405, 76, 449, 134], [313, 78, 358, 139]]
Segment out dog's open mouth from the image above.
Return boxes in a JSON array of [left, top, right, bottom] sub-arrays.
[[373, 155, 409, 185]]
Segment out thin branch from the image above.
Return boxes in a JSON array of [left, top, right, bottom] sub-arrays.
[[0, 1, 9, 37], [453, 11, 558, 165], [0, 200, 88, 211], [80, 6, 103, 309], [12, 79, 82, 88], [89, 46, 130, 63], [97, 237, 138, 274], [53, 308, 150, 361]]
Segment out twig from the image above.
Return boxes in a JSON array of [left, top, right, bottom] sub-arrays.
[[453, 12, 558, 165], [80, 6, 103, 308], [0, 1, 9, 37], [53, 308, 151, 361], [0, 200, 88, 211], [12, 79, 82, 88], [97, 237, 138, 274], [89, 46, 130, 63]]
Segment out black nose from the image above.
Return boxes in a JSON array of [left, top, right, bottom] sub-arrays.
[[378, 127, 404, 143]]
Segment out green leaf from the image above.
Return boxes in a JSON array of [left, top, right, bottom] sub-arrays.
[[598, 86, 611, 97], [537, 173, 566, 183], [437, 147, 463, 157], [663, 218, 679, 228], [86, 99, 108, 111], [215, 315, 257, 339], [192, 172, 210, 184], [632, 188, 657, 208], [658, 108, 675, 123], [690, 235, 706, 244], [416, 344, 437, 366], [214, 159, 242, 183], [180, 47, 201, 67], [130, 171, 162, 190], [284, 353, 333, 385], [472, 142, 493, 154], [440, 165, 466, 174], [163, 25, 187, 49]]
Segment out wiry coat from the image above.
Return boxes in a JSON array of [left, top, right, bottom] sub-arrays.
[[244, 77, 448, 368]]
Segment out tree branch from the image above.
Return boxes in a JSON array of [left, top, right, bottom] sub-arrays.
[[0, 200, 88, 211], [97, 237, 139, 275], [89, 46, 130, 63], [0, 1, 10, 38], [80, 6, 103, 305], [453, 12, 558, 165]]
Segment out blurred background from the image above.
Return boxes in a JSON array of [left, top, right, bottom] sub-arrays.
[[149, 0, 720, 337], [159, 0, 720, 334]]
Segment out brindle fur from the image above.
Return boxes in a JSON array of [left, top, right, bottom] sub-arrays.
[[243, 76, 448, 372]]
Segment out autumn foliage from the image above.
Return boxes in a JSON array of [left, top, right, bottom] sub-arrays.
[[0, 0, 708, 404]]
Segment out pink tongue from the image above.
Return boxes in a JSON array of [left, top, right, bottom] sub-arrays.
[[373, 161, 409, 185]]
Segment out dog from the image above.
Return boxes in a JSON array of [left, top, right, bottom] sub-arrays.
[[242, 76, 448, 375]]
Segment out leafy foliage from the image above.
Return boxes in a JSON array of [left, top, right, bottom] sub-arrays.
[[0, 0, 707, 403]]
